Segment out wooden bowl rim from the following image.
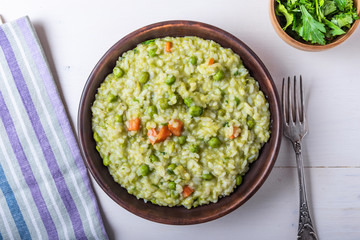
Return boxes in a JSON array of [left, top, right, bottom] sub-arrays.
[[78, 20, 282, 225], [269, 0, 360, 51]]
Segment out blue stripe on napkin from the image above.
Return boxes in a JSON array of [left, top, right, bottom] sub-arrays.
[[0, 159, 30, 239], [0, 16, 108, 239]]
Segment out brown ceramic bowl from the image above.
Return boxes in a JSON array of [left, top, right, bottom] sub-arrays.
[[78, 20, 282, 225], [269, 0, 360, 51]]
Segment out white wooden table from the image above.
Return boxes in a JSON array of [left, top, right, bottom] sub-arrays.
[[3, 0, 360, 239]]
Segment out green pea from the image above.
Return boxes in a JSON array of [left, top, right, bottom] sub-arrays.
[[115, 114, 123, 123], [103, 156, 110, 166], [208, 137, 221, 148], [158, 98, 169, 110], [106, 94, 118, 103], [213, 70, 225, 81], [235, 97, 240, 105], [139, 71, 150, 84], [189, 144, 200, 153], [202, 173, 214, 180], [178, 136, 187, 145], [167, 163, 176, 175], [168, 181, 176, 190], [236, 175, 243, 186], [189, 105, 203, 117], [189, 56, 197, 65], [168, 163, 176, 171], [137, 164, 150, 176], [147, 105, 157, 117], [165, 75, 176, 85], [150, 154, 159, 162], [148, 48, 157, 57], [184, 97, 193, 107], [113, 67, 124, 77], [218, 109, 226, 116], [247, 115, 256, 129], [93, 131, 102, 142]]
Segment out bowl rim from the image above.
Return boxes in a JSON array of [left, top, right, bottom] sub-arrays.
[[78, 20, 282, 225], [269, 0, 360, 51]]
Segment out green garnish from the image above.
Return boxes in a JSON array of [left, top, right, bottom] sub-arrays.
[[275, 0, 359, 45], [142, 39, 156, 45]]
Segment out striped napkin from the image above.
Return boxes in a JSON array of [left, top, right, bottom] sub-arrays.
[[0, 16, 108, 239]]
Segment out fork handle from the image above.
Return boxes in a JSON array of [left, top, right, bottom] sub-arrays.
[[293, 141, 318, 240]]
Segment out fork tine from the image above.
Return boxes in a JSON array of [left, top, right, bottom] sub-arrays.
[[294, 76, 301, 123], [282, 77, 287, 123], [300, 75, 305, 123], [287, 76, 294, 123]]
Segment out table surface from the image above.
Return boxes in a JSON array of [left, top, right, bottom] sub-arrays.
[[3, 0, 360, 239]]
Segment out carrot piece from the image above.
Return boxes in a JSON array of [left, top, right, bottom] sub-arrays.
[[168, 119, 183, 136], [182, 185, 194, 198], [165, 41, 172, 53], [127, 118, 141, 131], [229, 126, 240, 139], [147, 128, 158, 145], [156, 125, 172, 142], [147, 125, 172, 145], [208, 58, 214, 65]]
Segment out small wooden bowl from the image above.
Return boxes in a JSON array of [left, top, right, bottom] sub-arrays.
[[78, 20, 282, 225], [269, 0, 360, 51]]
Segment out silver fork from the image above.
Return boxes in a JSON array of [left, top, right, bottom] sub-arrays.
[[282, 76, 318, 240]]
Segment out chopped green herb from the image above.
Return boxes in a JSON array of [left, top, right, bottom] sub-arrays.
[[202, 173, 214, 180], [247, 115, 256, 129], [148, 48, 158, 57], [184, 97, 193, 107], [142, 39, 156, 45]]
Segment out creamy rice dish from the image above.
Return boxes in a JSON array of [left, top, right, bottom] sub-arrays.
[[92, 36, 270, 208]]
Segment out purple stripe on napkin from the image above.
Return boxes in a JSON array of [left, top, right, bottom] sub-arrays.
[[0, 28, 87, 239], [16, 17, 108, 237], [0, 90, 58, 239]]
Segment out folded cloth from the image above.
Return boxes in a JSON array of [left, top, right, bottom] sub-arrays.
[[0, 16, 108, 239]]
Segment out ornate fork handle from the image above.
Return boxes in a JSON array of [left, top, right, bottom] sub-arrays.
[[293, 141, 318, 240]]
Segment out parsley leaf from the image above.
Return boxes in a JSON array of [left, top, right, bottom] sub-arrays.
[[331, 12, 355, 27], [334, 0, 347, 11], [276, 0, 359, 45], [322, 0, 337, 16], [277, 1, 294, 30], [299, 5, 327, 45], [323, 18, 346, 36]]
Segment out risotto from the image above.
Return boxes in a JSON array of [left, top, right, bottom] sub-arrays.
[[91, 36, 270, 208]]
